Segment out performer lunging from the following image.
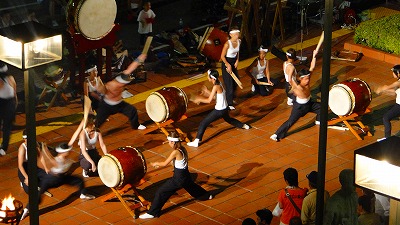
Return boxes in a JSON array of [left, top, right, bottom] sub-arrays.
[[187, 69, 250, 147], [221, 27, 241, 110], [139, 131, 212, 219], [376, 65, 400, 140], [96, 54, 147, 130], [270, 50, 319, 142], [283, 48, 298, 106]]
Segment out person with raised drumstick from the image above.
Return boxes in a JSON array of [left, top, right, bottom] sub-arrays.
[[245, 45, 274, 96], [187, 69, 250, 147], [83, 62, 104, 113], [221, 26, 241, 110], [376, 65, 400, 141], [270, 50, 320, 142], [139, 131, 212, 219]]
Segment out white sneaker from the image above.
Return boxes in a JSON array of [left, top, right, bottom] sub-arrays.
[[209, 195, 213, 200], [137, 124, 146, 130], [377, 137, 387, 142], [242, 124, 250, 130], [20, 208, 29, 220], [0, 149, 6, 156], [228, 106, 235, 110], [80, 193, 95, 200], [187, 139, 199, 147], [82, 169, 89, 178], [315, 121, 320, 125], [139, 213, 155, 219], [251, 85, 255, 93], [270, 134, 278, 142], [287, 98, 293, 106]]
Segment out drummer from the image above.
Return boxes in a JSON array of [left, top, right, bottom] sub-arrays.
[[83, 62, 104, 112], [221, 26, 241, 110], [245, 45, 274, 96], [95, 53, 147, 130], [270, 50, 320, 142], [139, 131, 212, 219]]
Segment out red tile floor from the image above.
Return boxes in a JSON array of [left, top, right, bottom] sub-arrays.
[[1, 28, 399, 224]]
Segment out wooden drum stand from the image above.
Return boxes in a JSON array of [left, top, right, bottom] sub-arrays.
[[144, 115, 191, 143], [328, 108, 372, 140]]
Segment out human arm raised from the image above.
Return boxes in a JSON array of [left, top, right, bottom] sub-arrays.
[[123, 54, 147, 75]]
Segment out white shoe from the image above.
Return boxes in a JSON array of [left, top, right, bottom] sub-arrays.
[[80, 193, 95, 200], [377, 137, 387, 142], [251, 85, 255, 93], [187, 139, 199, 147], [82, 169, 89, 178], [20, 208, 29, 220], [270, 134, 278, 142], [243, 124, 250, 130], [209, 195, 213, 200], [139, 213, 154, 219], [137, 124, 146, 130], [315, 121, 320, 125], [287, 98, 293, 106], [0, 149, 6, 156], [228, 106, 235, 110]]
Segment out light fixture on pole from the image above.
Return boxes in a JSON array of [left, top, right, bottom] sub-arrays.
[[354, 136, 400, 225], [0, 21, 62, 225]]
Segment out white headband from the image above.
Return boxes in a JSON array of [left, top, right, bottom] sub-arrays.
[[286, 52, 292, 57], [229, 30, 240, 34], [85, 65, 97, 73], [300, 73, 311, 78], [259, 47, 268, 53], [22, 135, 27, 139], [208, 70, 216, 80], [167, 136, 180, 142]]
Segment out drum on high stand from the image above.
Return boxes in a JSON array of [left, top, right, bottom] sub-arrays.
[[328, 78, 372, 116], [66, 0, 117, 40], [146, 86, 188, 123], [197, 27, 229, 62], [98, 146, 147, 188]]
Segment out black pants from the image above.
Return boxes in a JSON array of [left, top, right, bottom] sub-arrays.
[[383, 103, 400, 137], [79, 149, 101, 171], [147, 168, 209, 217], [0, 98, 15, 152], [96, 99, 140, 129], [18, 162, 49, 194], [254, 77, 275, 96], [196, 108, 244, 141], [222, 57, 239, 106], [275, 100, 320, 139]]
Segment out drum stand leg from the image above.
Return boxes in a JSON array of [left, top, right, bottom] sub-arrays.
[[102, 184, 150, 219], [144, 115, 190, 143], [327, 108, 372, 140]]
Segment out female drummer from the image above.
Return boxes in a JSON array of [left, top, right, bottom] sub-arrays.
[[187, 69, 250, 147], [376, 65, 400, 140], [83, 63, 104, 112], [221, 26, 241, 110], [78, 114, 107, 177], [139, 131, 212, 219], [245, 45, 274, 96]]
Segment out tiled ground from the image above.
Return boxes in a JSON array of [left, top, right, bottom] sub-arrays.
[[1, 9, 400, 225]]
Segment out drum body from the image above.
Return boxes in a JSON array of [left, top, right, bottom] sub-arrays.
[[67, 0, 117, 40], [198, 27, 229, 61], [146, 87, 188, 123], [98, 146, 147, 188], [328, 78, 372, 116]]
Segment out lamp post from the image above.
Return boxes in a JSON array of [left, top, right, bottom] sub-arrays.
[[0, 22, 62, 225], [354, 136, 400, 225]]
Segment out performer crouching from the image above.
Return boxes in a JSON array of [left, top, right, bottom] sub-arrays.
[[139, 131, 212, 219]]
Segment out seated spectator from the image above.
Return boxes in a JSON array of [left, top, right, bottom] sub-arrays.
[[375, 193, 389, 225], [357, 195, 382, 225], [256, 208, 272, 225], [242, 218, 257, 225]]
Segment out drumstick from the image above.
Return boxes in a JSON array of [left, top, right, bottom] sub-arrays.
[[315, 31, 324, 53], [258, 81, 273, 86], [227, 69, 243, 89], [83, 96, 92, 129], [142, 36, 153, 54]]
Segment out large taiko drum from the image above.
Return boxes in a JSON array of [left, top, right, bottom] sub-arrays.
[[328, 78, 372, 116], [66, 0, 117, 40], [98, 146, 147, 188], [198, 27, 229, 61], [146, 87, 188, 123]]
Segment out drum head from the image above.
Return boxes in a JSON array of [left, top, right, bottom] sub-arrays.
[[77, 0, 117, 40], [329, 84, 354, 116], [98, 155, 121, 188], [146, 93, 168, 122]]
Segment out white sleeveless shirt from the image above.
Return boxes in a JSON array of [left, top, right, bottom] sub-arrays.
[[78, 130, 98, 150], [174, 149, 188, 169], [86, 77, 100, 93], [226, 40, 240, 58], [252, 58, 266, 80], [284, 62, 297, 83], [215, 85, 228, 110]]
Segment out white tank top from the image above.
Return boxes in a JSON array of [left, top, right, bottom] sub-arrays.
[[86, 77, 99, 93], [396, 88, 400, 104], [22, 143, 28, 162], [78, 130, 98, 150], [174, 149, 187, 169], [215, 85, 228, 110], [226, 40, 240, 58], [284, 62, 297, 83], [252, 58, 266, 80], [0, 77, 15, 99]]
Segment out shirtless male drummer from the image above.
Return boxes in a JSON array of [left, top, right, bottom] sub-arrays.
[[96, 54, 147, 130]]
